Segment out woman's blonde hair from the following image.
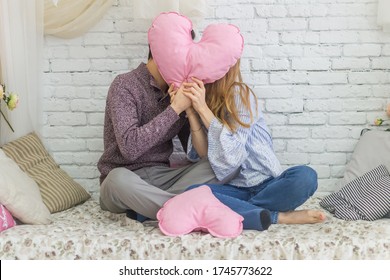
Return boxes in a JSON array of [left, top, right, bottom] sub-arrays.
[[205, 60, 256, 132]]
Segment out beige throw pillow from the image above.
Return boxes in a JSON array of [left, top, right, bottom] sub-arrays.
[[0, 150, 51, 224], [1, 132, 90, 213]]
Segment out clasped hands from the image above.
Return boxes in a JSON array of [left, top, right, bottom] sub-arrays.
[[168, 77, 207, 116]]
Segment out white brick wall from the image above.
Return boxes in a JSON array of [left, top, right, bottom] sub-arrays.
[[43, 0, 390, 194]]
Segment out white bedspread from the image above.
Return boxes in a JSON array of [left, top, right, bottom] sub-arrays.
[[1, 196, 389, 260]]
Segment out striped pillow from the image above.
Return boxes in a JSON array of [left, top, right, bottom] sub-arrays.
[[320, 165, 390, 221], [2, 132, 90, 213]]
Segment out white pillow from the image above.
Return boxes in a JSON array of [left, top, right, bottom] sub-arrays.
[[0, 149, 51, 224], [342, 130, 390, 185], [340, 130, 390, 218]]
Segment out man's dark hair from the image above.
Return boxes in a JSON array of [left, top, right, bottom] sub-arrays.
[[148, 29, 196, 60]]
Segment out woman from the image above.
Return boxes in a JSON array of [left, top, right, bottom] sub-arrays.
[[171, 60, 326, 231]]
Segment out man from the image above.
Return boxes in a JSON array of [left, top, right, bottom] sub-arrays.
[[97, 32, 227, 220]]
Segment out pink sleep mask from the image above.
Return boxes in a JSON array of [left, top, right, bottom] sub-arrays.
[[157, 185, 243, 238], [148, 12, 244, 88], [0, 204, 16, 233]]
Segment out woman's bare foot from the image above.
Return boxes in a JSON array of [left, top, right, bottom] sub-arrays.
[[278, 210, 326, 224]]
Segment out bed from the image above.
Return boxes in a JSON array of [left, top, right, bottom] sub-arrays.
[[1, 193, 389, 260]]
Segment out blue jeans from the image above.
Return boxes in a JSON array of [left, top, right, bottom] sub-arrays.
[[186, 165, 318, 231]]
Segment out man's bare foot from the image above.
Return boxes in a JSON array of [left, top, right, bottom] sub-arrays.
[[278, 210, 326, 224]]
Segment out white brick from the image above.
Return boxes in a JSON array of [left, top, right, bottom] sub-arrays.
[[310, 153, 347, 165], [43, 99, 70, 112], [272, 139, 286, 152], [271, 126, 310, 138], [292, 58, 331, 70], [90, 59, 129, 71], [372, 58, 390, 69], [269, 18, 307, 31], [228, 19, 267, 33], [287, 4, 328, 17], [89, 20, 115, 33], [47, 139, 86, 152], [331, 166, 346, 178], [69, 46, 108, 59], [304, 99, 342, 112], [215, 5, 254, 19], [255, 5, 288, 17], [289, 113, 327, 125], [320, 31, 359, 43], [72, 126, 103, 138], [241, 72, 268, 85], [253, 86, 293, 99], [72, 72, 113, 86], [280, 32, 320, 44], [72, 152, 102, 165], [292, 85, 332, 99], [349, 72, 390, 84], [84, 33, 122, 45], [308, 72, 348, 85], [264, 114, 288, 125], [270, 72, 308, 84], [44, 46, 69, 58], [327, 4, 377, 16], [358, 31, 390, 43], [114, 19, 149, 33], [71, 99, 106, 112], [42, 126, 74, 138], [312, 127, 351, 139], [287, 139, 325, 153], [244, 32, 279, 45], [304, 45, 342, 57], [329, 113, 367, 125], [344, 44, 381, 57], [251, 58, 289, 71], [122, 32, 148, 45], [310, 17, 378, 31], [51, 59, 90, 72], [326, 139, 359, 152], [88, 113, 105, 125], [329, 85, 372, 98], [44, 73, 72, 85], [266, 99, 303, 113], [64, 165, 100, 179], [242, 45, 263, 58], [263, 45, 303, 57], [277, 153, 309, 165], [47, 112, 87, 126], [87, 139, 104, 151], [383, 45, 390, 55], [341, 99, 383, 111], [332, 58, 370, 69], [373, 85, 390, 97]]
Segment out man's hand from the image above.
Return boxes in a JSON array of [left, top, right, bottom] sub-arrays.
[[170, 84, 192, 115]]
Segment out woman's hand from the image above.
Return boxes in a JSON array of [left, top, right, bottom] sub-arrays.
[[182, 77, 208, 114]]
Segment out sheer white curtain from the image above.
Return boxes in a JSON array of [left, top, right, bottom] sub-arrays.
[[377, 0, 390, 32], [44, 0, 114, 38], [133, 0, 207, 20], [0, 0, 44, 145]]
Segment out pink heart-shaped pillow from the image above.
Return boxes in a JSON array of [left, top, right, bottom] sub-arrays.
[[148, 12, 244, 88], [157, 185, 243, 238]]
